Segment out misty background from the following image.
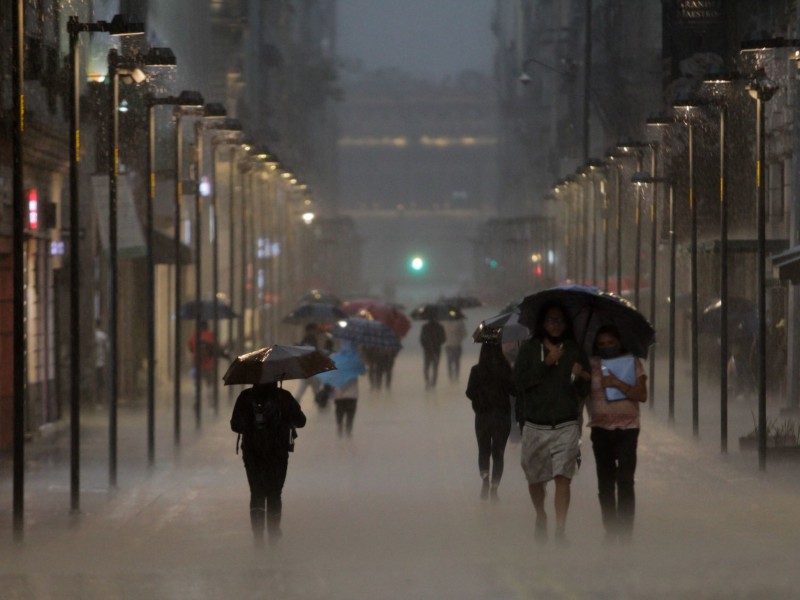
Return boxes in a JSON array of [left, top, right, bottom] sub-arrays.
[[337, 0, 494, 80]]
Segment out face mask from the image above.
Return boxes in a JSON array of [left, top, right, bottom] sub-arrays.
[[598, 345, 622, 359]]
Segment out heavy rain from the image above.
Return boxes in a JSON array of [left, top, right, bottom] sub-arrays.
[[2, 1, 800, 598]]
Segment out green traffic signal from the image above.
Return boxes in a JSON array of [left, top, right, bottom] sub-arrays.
[[408, 255, 426, 274]]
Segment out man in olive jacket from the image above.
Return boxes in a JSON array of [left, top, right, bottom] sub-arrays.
[[514, 303, 590, 544]]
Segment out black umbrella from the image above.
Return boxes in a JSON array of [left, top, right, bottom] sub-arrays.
[[438, 294, 483, 309], [410, 303, 465, 321], [518, 284, 655, 358], [223, 345, 336, 385], [297, 288, 342, 307], [283, 302, 347, 325], [698, 297, 757, 340], [472, 310, 530, 344], [178, 298, 238, 320]]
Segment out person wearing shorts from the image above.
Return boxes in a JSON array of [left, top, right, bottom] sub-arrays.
[[514, 302, 590, 544]]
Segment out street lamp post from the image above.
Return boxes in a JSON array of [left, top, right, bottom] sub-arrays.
[[12, 0, 25, 540], [145, 89, 203, 466], [191, 104, 228, 430], [208, 123, 242, 415], [747, 69, 779, 471], [631, 172, 675, 418], [673, 95, 702, 437], [107, 46, 175, 486], [700, 70, 740, 453], [67, 13, 144, 513], [616, 140, 649, 307], [173, 103, 208, 445], [740, 37, 800, 469]]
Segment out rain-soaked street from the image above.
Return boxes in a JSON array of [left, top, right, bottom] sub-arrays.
[[3, 311, 800, 599]]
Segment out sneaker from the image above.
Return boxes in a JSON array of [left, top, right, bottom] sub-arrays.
[[480, 478, 490, 500]]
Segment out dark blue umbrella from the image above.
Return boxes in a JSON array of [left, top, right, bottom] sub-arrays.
[[178, 298, 238, 320], [330, 317, 402, 349], [518, 284, 655, 358]]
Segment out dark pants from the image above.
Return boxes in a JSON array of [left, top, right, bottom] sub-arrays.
[[244, 452, 289, 538], [335, 397, 357, 435], [590, 427, 639, 539], [445, 346, 462, 381], [423, 350, 441, 387], [475, 410, 512, 484]]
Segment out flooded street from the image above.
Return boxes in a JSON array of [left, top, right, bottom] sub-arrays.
[[2, 313, 799, 599]]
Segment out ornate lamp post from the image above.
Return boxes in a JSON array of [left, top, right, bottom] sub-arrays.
[[66, 12, 144, 513], [107, 46, 176, 486], [145, 90, 203, 465], [672, 93, 703, 437]]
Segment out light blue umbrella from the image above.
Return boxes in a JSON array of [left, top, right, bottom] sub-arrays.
[[317, 341, 366, 388]]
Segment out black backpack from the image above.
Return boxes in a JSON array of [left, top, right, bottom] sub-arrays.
[[235, 395, 297, 454], [252, 396, 281, 435]]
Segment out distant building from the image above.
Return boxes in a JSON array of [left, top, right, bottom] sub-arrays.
[[336, 68, 499, 301]]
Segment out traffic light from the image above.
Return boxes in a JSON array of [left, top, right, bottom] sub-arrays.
[[408, 255, 427, 275]]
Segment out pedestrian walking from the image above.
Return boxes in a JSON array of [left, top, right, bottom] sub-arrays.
[[514, 302, 590, 544], [317, 340, 366, 436], [420, 318, 446, 389], [188, 320, 223, 390], [586, 325, 647, 544], [230, 382, 307, 546], [465, 342, 516, 501], [443, 318, 467, 382]]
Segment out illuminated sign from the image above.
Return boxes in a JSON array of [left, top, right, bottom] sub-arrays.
[[27, 189, 39, 230]]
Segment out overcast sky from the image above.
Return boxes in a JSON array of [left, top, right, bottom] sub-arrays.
[[337, 0, 495, 80]]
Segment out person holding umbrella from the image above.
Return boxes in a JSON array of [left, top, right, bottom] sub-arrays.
[[226, 345, 334, 546], [514, 302, 590, 545], [188, 320, 225, 391], [586, 325, 647, 544], [317, 340, 366, 437], [230, 381, 306, 546]]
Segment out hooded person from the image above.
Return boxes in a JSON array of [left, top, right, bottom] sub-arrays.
[[317, 340, 366, 436], [230, 381, 307, 546], [465, 342, 516, 500]]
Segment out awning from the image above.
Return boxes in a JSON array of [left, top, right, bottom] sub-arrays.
[[771, 245, 800, 284], [152, 230, 194, 265]]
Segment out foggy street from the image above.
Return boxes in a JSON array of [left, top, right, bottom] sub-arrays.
[[2, 311, 800, 599]]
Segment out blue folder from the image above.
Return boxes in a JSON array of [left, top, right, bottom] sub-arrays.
[[601, 355, 636, 401]]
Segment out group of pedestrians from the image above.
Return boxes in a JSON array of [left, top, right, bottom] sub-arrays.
[[419, 316, 467, 388], [467, 301, 647, 545]]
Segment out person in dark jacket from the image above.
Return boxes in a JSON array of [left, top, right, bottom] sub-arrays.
[[420, 319, 446, 389], [514, 302, 590, 544], [230, 382, 307, 546], [466, 342, 516, 501]]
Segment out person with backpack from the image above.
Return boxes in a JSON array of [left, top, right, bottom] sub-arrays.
[[230, 382, 307, 546]]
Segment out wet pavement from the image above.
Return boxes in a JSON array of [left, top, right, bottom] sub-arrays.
[[2, 309, 800, 599]]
